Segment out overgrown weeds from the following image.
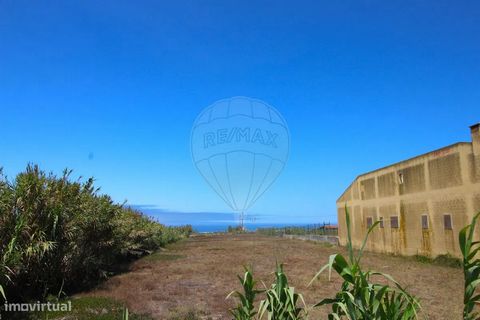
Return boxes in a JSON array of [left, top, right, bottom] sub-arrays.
[[310, 206, 421, 319], [0, 164, 191, 307]]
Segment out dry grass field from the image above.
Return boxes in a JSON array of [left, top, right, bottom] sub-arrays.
[[84, 234, 463, 319]]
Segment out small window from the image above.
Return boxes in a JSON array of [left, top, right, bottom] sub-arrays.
[[366, 217, 373, 228], [390, 216, 399, 228], [421, 215, 429, 230], [398, 173, 404, 185], [444, 214, 453, 230], [379, 217, 384, 228]]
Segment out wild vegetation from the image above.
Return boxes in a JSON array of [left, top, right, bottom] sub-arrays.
[[460, 211, 480, 320], [0, 165, 191, 308], [2, 165, 480, 319], [228, 208, 420, 319], [257, 264, 308, 320], [309, 207, 420, 319], [256, 224, 337, 237], [228, 208, 480, 319]]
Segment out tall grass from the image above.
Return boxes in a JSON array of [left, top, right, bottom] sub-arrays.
[[0, 165, 191, 304]]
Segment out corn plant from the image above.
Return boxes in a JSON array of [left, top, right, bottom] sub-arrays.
[[227, 267, 263, 320], [228, 265, 307, 320], [460, 211, 480, 320], [258, 263, 308, 320], [310, 206, 421, 320]]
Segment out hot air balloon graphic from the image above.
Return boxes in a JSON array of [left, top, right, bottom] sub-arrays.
[[191, 97, 290, 228]]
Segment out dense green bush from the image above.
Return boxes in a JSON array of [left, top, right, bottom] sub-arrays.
[[0, 165, 191, 303]]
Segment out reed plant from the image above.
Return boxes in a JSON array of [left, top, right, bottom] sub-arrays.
[[309, 206, 421, 319], [459, 211, 480, 320], [0, 164, 191, 305]]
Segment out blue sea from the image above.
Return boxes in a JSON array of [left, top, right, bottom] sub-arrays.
[[131, 205, 336, 233]]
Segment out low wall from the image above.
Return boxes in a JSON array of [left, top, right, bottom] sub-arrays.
[[282, 234, 339, 245]]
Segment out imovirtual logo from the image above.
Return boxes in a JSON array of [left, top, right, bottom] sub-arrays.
[[191, 97, 290, 223]]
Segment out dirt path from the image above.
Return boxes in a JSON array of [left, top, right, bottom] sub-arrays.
[[84, 234, 463, 319]]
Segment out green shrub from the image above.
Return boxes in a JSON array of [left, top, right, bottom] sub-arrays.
[[0, 164, 190, 304], [113, 209, 190, 257]]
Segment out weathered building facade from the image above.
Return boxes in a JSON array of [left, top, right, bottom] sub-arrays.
[[337, 124, 480, 258]]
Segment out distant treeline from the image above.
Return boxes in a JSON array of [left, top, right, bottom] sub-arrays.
[[0, 165, 191, 303], [256, 223, 338, 236]]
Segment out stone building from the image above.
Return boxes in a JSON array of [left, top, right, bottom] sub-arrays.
[[336, 124, 480, 258]]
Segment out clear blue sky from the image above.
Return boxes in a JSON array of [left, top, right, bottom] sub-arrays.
[[0, 1, 479, 224]]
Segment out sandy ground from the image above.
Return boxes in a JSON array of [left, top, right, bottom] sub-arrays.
[[85, 234, 463, 319]]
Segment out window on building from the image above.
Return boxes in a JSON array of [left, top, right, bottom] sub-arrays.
[[398, 172, 404, 185], [421, 214, 429, 230], [391, 216, 399, 228], [379, 217, 384, 228], [444, 214, 453, 230], [366, 216, 373, 228]]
